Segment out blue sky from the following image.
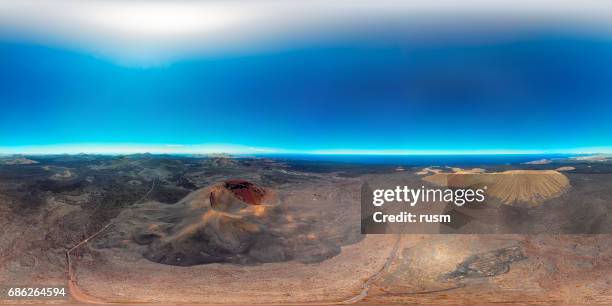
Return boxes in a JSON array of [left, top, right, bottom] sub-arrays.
[[1, 1, 612, 154]]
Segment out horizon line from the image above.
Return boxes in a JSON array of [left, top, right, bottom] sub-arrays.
[[1, 143, 611, 156]]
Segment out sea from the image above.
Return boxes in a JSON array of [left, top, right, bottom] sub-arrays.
[[255, 154, 576, 166]]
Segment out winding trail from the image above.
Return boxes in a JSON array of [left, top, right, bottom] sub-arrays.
[[65, 179, 157, 304], [340, 235, 402, 304], [64, 179, 400, 305]]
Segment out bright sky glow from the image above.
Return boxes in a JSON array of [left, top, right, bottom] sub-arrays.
[[2, 0, 612, 63]]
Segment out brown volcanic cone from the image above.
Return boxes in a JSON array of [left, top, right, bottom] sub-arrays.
[[114, 180, 341, 266], [423, 170, 570, 205]]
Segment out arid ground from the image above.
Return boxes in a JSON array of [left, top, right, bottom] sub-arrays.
[[0, 154, 611, 305]]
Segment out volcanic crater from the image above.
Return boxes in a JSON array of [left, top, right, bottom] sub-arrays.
[[106, 179, 345, 266]]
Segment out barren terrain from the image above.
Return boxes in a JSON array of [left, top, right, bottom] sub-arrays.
[[0, 154, 611, 304]]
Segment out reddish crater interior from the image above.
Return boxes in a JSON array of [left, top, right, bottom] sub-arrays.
[[221, 179, 266, 205]]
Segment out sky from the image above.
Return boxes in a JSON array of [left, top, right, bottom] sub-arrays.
[[1, 0, 612, 155]]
